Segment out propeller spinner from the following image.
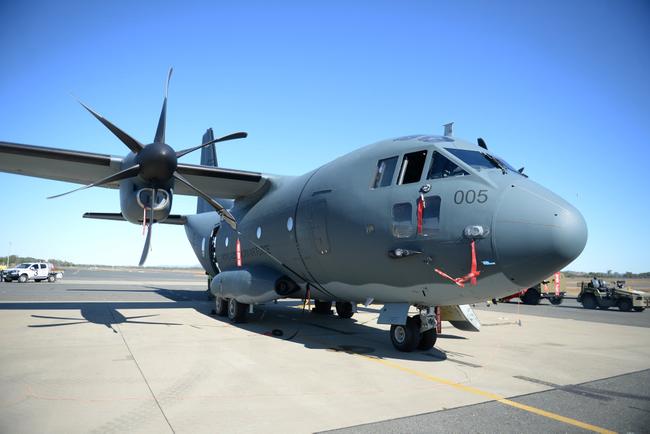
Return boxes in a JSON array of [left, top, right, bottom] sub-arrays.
[[49, 68, 246, 265]]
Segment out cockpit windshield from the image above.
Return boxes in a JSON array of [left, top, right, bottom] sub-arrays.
[[445, 149, 499, 171], [445, 148, 521, 176]]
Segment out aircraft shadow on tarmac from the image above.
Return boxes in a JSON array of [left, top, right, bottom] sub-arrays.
[[0, 286, 477, 363]]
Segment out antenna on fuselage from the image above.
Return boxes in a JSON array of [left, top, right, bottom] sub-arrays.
[[443, 122, 454, 137]]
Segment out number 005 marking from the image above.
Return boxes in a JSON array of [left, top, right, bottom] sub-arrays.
[[454, 190, 488, 204]]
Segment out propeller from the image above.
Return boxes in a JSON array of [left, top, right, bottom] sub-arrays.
[[139, 189, 155, 266], [50, 68, 247, 265]]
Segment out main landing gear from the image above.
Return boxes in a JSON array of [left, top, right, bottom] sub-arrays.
[[214, 297, 249, 323], [390, 307, 438, 352], [313, 300, 356, 319]]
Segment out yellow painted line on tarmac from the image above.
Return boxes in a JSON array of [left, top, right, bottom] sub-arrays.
[[357, 355, 616, 434]]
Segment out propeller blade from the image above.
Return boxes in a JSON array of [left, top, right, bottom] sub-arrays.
[[477, 137, 488, 150], [173, 172, 237, 229], [175, 131, 248, 159], [78, 100, 144, 153], [138, 195, 155, 266], [47, 165, 140, 199], [138, 222, 152, 266], [154, 67, 173, 144]]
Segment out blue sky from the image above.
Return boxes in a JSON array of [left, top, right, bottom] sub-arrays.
[[1, 1, 648, 272]]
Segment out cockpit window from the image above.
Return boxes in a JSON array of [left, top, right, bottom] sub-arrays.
[[397, 150, 428, 185], [426, 151, 469, 179], [446, 148, 523, 176], [494, 156, 519, 173], [445, 148, 500, 171], [371, 156, 398, 188]]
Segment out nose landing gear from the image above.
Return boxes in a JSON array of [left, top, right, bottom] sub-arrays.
[[389, 306, 438, 352]]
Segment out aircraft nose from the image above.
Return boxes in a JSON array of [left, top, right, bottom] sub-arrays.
[[494, 184, 587, 287]]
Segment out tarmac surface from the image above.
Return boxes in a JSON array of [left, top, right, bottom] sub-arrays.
[[0, 268, 649, 433]]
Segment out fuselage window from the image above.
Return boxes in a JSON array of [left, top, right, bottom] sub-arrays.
[[371, 156, 398, 188], [427, 151, 469, 179], [392, 202, 414, 238], [421, 196, 441, 236], [397, 150, 427, 185]]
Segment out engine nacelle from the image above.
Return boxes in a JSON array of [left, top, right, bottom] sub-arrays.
[[119, 179, 173, 224], [210, 266, 295, 304]]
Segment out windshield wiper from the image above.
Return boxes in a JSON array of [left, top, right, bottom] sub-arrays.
[[482, 153, 507, 174]]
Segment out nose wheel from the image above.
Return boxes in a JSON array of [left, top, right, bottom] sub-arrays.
[[390, 309, 438, 352], [390, 317, 420, 352]]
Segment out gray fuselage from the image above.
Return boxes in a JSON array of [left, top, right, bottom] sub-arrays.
[[185, 135, 587, 307]]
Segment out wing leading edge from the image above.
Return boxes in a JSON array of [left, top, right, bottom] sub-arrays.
[[0, 141, 267, 199]]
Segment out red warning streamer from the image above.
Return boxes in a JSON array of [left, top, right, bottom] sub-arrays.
[[434, 240, 481, 287], [236, 238, 242, 267], [417, 196, 424, 235]]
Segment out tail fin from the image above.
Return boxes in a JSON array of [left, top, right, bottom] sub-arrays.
[[197, 128, 218, 214]]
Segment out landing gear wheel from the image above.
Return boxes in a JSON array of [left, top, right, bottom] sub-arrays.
[[335, 301, 354, 319], [581, 294, 597, 309], [390, 317, 420, 352], [633, 307, 645, 312], [549, 296, 563, 305], [227, 298, 248, 323], [18, 274, 28, 283], [47, 275, 56, 282], [521, 288, 541, 305], [418, 328, 437, 350], [618, 298, 632, 312], [313, 300, 332, 314], [215, 297, 228, 316]]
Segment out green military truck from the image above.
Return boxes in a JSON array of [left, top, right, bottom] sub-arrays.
[[578, 278, 649, 312]]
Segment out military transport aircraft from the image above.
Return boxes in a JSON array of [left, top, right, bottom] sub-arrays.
[[0, 70, 587, 352]]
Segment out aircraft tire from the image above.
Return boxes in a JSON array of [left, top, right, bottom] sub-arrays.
[[581, 294, 597, 309], [618, 298, 632, 312], [417, 328, 437, 351], [313, 300, 332, 314], [390, 317, 419, 352], [633, 307, 645, 312], [228, 298, 248, 323], [215, 297, 228, 316], [335, 301, 354, 319]]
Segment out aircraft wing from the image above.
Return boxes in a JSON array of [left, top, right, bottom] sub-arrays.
[[0, 141, 123, 189], [0, 141, 267, 199]]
